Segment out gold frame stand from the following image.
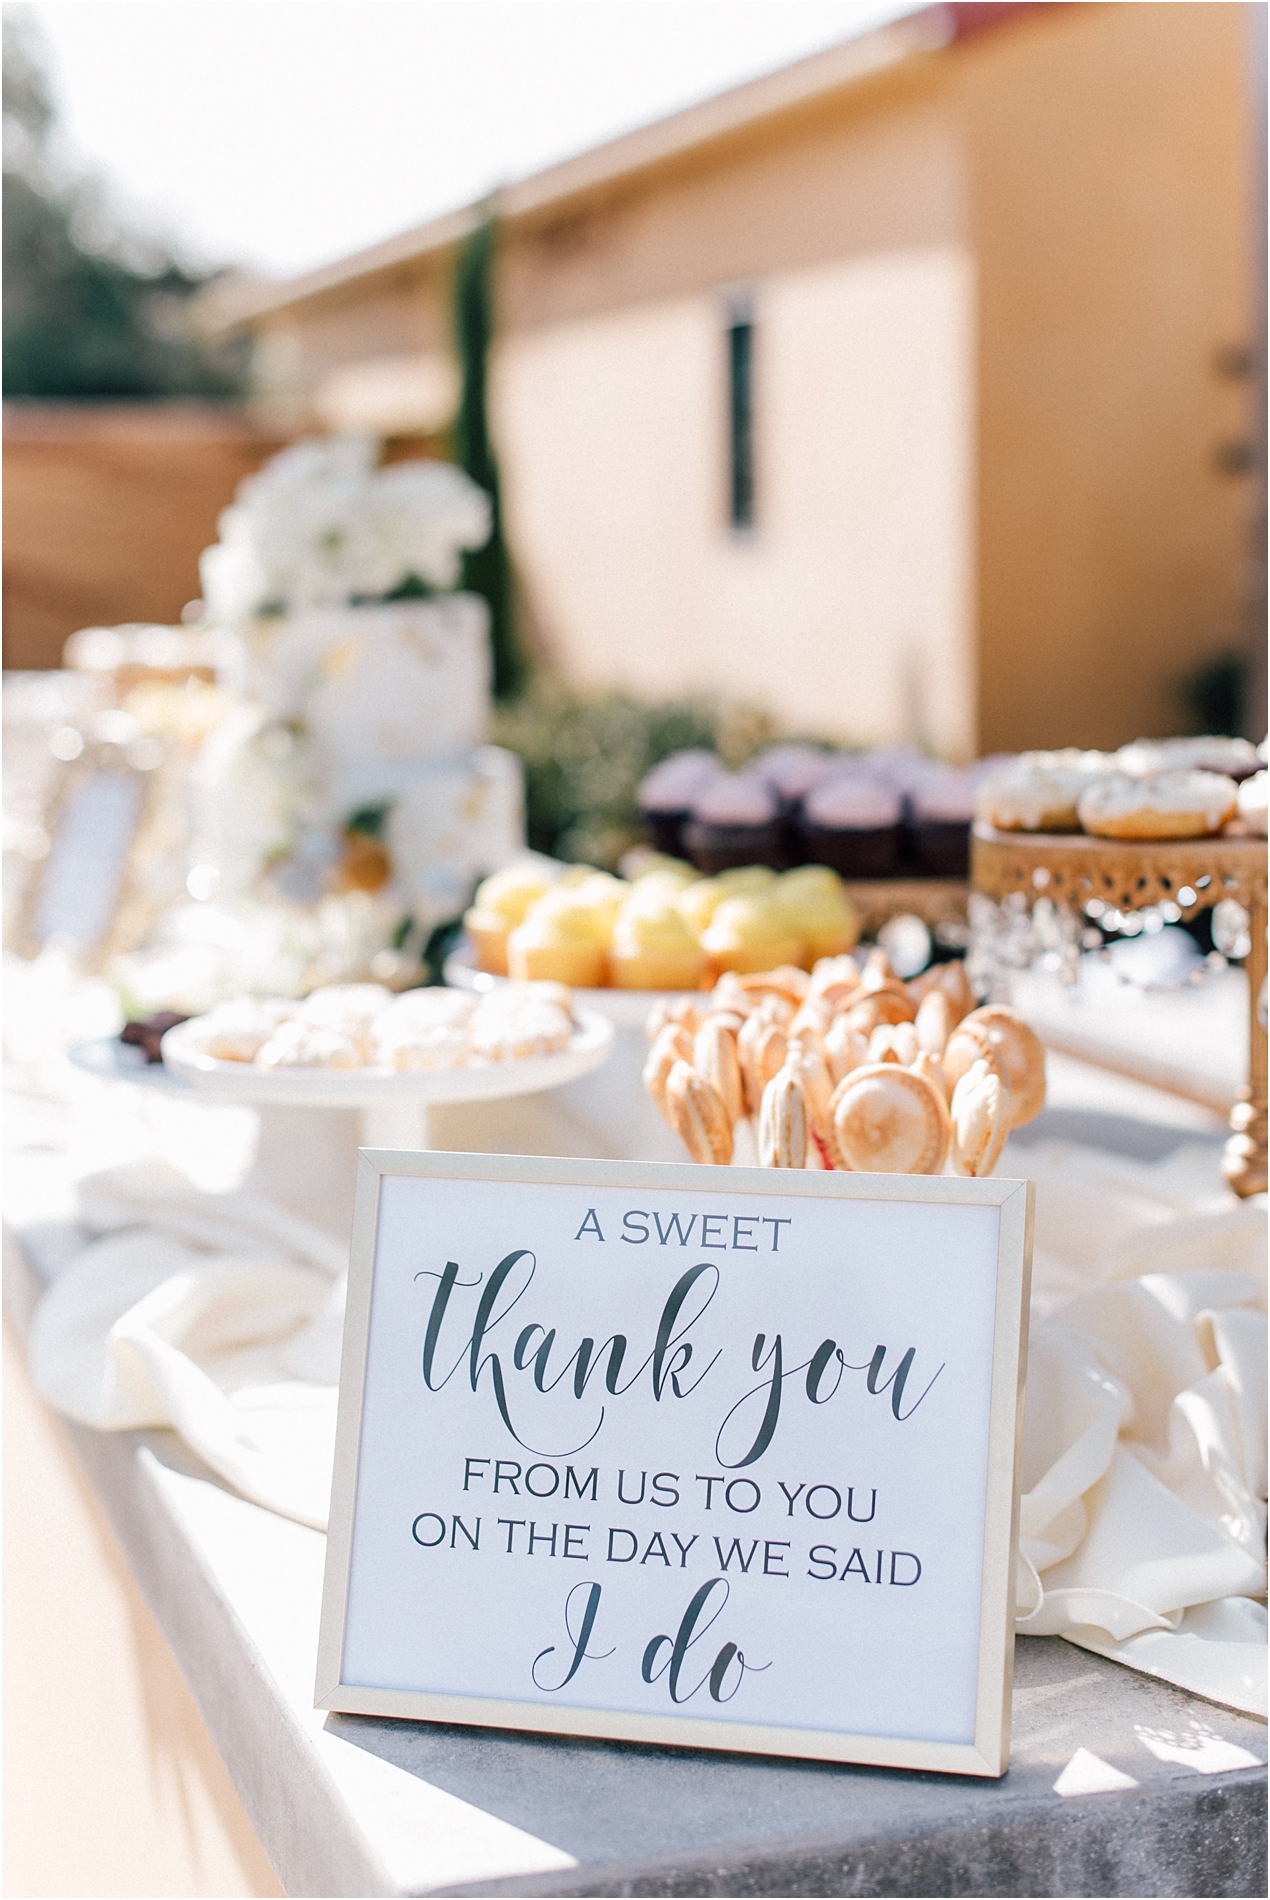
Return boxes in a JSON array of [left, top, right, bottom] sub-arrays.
[[971, 826, 1268, 1199]]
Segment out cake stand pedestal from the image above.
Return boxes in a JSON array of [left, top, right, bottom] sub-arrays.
[[971, 826, 1268, 1198], [71, 1013, 614, 1240]]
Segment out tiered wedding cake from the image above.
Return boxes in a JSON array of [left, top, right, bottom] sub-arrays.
[[195, 437, 524, 938]]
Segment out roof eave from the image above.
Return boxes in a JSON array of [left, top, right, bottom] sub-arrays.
[[206, 6, 953, 332]]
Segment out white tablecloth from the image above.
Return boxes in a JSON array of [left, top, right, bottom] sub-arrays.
[[8, 971, 1265, 1721]]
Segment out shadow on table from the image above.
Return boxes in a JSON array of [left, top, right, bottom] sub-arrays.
[[1006, 1107, 1225, 1165]]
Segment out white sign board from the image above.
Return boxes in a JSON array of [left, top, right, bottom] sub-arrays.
[[318, 1153, 1031, 1776]]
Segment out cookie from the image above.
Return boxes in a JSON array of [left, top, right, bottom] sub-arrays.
[[959, 1005, 1046, 1127], [693, 1016, 745, 1127], [758, 1064, 808, 1169], [665, 1061, 733, 1165], [949, 1057, 1009, 1177], [828, 1064, 950, 1175]]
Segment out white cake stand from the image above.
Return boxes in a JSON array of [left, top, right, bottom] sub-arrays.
[[69, 1011, 615, 1240]]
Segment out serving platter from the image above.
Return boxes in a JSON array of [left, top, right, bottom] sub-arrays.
[[444, 939, 691, 1029], [155, 1008, 614, 1108]]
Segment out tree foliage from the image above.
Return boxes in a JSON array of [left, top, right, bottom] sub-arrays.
[[2, 7, 245, 399], [450, 211, 526, 700]]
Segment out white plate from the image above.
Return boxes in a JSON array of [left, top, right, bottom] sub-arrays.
[[154, 1009, 614, 1108], [70, 1037, 196, 1092], [444, 939, 692, 1031]]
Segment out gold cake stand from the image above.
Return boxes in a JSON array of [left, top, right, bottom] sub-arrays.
[[971, 825, 1268, 1198], [839, 876, 968, 941]]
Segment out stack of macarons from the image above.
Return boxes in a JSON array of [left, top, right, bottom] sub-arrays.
[[642, 948, 1046, 1177]]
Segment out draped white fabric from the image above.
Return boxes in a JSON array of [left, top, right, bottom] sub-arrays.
[[26, 1141, 1266, 1715]]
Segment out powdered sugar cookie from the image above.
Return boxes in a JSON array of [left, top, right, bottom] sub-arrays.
[[256, 1021, 365, 1069]]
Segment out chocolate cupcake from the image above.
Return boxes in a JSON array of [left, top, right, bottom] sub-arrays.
[[797, 777, 903, 878], [683, 773, 784, 874], [906, 769, 977, 876], [753, 744, 841, 866], [637, 750, 722, 857]]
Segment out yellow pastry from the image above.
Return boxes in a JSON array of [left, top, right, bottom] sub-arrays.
[[700, 896, 804, 976], [608, 895, 708, 990], [507, 890, 612, 988], [463, 864, 559, 976], [676, 865, 775, 937], [771, 866, 860, 965], [626, 854, 698, 894]]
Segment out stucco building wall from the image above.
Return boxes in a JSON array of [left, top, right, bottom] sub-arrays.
[[228, 2, 1257, 757]]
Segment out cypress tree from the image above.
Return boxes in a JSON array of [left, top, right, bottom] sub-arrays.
[[451, 210, 526, 700]]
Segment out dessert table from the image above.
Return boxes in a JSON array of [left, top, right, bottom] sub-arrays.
[[4, 1010, 1265, 1898]]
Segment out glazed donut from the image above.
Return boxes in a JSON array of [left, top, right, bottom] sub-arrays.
[[1077, 769, 1237, 841]]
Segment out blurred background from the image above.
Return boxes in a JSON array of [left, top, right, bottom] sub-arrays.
[[5, 0, 1266, 760]]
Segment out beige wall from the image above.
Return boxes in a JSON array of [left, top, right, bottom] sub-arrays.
[[961, 2, 1254, 752], [237, 2, 1256, 757], [496, 243, 975, 752]]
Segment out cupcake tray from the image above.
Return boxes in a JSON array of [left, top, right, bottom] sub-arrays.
[[444, 881, 970, 1024], [970, 825, 1267, 1198]]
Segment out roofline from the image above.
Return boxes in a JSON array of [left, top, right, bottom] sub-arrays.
[[208, 2, 1052, 331]]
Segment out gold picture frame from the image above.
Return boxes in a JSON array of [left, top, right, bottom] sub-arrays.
[[318, 1152, 1032, 1777]]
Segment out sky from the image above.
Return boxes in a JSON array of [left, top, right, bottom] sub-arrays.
[[29, 1, 921, 283]]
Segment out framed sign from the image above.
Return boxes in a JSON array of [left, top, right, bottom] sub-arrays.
[[318, 1153, 1032, 1776]]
